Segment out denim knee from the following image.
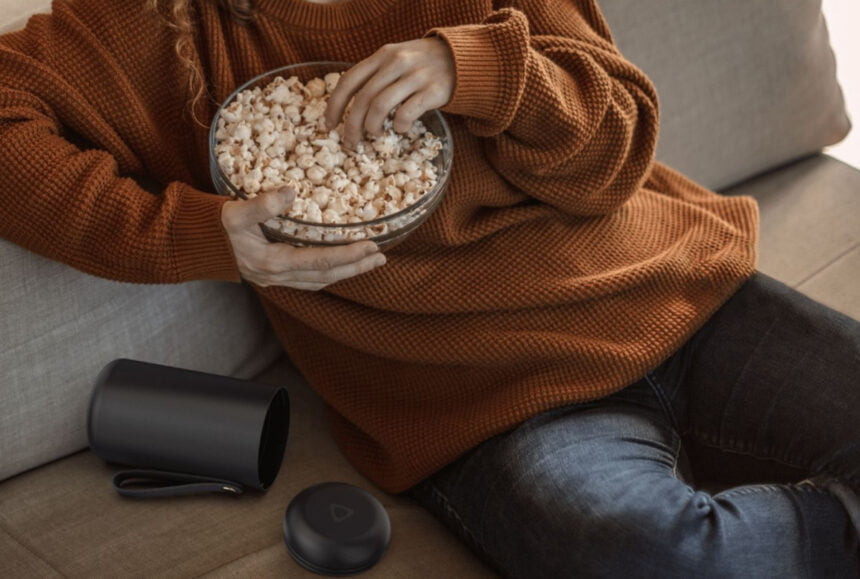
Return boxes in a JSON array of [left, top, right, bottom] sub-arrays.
[[485, 481, 858, 578], [479, 476, 718, 578]]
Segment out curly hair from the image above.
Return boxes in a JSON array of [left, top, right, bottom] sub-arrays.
[[147, 0, 255, 125]]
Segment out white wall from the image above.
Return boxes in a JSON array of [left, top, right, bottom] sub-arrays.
[[822, 0, 860, 169]]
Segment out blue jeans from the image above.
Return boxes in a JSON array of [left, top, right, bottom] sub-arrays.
[[406, 273, 860, 578]]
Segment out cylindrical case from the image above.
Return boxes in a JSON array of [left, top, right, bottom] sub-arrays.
[[88, 358, 290, 494]]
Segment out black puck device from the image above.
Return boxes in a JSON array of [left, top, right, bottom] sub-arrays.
[[283, 482, 391, 575]]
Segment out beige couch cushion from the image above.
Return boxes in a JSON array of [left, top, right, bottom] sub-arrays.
[[724, 154, 860, 320], [0, 0, 50, 33], [600, 0, 851, 191]]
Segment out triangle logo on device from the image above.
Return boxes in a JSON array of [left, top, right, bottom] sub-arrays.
[[330, 503, 355, 523]]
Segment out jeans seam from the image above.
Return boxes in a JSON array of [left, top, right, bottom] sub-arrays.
[[420, 480, 499, 569], [644, 371, 683, 438], [643, 371, 685, 481], [690, 426, 860, 499], [688, 427, 811, 470], [714, 481, 836, 502], [671, 431, 683, 481]]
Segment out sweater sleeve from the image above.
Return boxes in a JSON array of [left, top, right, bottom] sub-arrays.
[[0, 1, 240, 283], [426, 0, 659, 216]]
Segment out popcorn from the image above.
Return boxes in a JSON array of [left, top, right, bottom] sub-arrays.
[[214, 72, 444, 242]]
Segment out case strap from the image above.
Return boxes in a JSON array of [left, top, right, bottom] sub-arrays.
[[112, 470, 244, 498]]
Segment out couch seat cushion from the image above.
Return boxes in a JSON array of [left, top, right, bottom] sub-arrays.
[[723, 154, 860, 320]]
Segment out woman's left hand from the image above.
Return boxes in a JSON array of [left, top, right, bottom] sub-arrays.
[[325, 37, 455, 149]]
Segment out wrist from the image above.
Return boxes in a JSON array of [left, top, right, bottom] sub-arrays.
[[171, 184, 242, 282], [425, 8, 530, 136]]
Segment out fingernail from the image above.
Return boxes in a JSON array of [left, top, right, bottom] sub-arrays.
[[375, 254, 387, 266]]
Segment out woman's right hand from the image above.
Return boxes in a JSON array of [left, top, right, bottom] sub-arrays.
[[221, 188, 386, 290]]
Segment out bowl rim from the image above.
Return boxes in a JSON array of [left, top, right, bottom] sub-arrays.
[[208, 61, 453, 231]]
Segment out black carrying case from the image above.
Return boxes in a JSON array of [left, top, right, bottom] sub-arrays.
[[88, 358, 290, 498]]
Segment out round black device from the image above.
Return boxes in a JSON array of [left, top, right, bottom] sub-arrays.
[[283, 482, 391, 575]]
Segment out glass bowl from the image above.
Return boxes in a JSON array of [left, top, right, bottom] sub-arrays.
[[209, 61, 453, 250]]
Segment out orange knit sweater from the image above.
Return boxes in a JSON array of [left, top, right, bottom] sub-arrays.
[[0, 0, 758, 493]]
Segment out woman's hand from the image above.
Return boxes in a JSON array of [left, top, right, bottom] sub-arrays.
[[325, 37, 455, 149], [221, 188, 386, 290]]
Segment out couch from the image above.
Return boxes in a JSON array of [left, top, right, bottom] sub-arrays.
[[1, 0, 857, 576]]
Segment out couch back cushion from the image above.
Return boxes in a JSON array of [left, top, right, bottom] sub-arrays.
[[0, 242, 284, 482], [0, 0, 50, 33], [599, 0, 851, 190]]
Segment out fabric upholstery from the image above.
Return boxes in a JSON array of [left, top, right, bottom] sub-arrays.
[[724, 154, 860, 320], [0, 0, 50, 32], [599, 0, 851, 190], [0, 527, 60, 577], [0, 241, 284, 481]]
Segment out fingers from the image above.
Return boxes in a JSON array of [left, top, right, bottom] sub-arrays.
[[330, 58, 408, 148], [224, 191, 387, 290], [253, 187, 296, 222], [325, 38, 455, 147], [270, 240, 379, 272], [359, 73, 422, 140], [252, 251, 387, 289], [393, 88, 445, 133], [246, 241, 386, 290], [324, 54, 385, 133], [223, 187, 295, 231]]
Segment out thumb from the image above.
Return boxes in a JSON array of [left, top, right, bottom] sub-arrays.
[[243, 187, 296, 226]]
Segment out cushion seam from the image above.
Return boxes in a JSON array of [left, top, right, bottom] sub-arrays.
[[189, 541, 285, 577], [0, 517, 67, 577], [795, 241, 860, 288]]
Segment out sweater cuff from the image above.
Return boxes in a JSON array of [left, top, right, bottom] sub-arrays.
[[426, 9, 529, 136], [171, 184, 242, 282]]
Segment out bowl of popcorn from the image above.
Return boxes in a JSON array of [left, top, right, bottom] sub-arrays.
[[209, 61, 453, 249]]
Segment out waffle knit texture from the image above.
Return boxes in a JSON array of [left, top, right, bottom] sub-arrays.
[[0, 0, 758, 493]]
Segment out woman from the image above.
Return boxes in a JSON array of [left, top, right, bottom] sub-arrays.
[[0, 0, 857, 576]]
